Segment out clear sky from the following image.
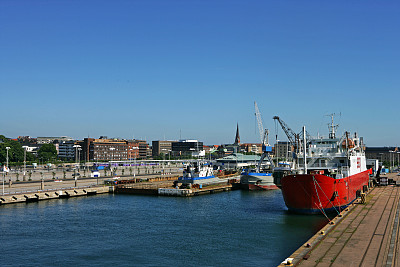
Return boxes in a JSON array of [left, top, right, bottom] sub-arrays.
[[1, 0, 399, 146]]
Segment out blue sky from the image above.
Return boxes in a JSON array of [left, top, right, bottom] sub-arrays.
[[1, 0, 399, 146]]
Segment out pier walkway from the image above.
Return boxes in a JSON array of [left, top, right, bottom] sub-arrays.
[[282, 173, 400, 267]]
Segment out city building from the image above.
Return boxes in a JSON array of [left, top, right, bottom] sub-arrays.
[[137, 140, 149, 159], [58, 140, 77, 161], [172, 140, 203, 157], [80, 137, 128, 161], [365, 147, 399, 166], [37, 136, 73, 144], [239, 143, 263, 154], [152, 140, 177, 157], [126, 140, 140, 160], [79, 137, 149, 161], [274, 141, 293, 161]]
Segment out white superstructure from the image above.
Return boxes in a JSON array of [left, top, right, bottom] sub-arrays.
[[296, 117, 367, 178]]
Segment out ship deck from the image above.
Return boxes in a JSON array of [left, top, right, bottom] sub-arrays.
[[279, 173, 400, 267]]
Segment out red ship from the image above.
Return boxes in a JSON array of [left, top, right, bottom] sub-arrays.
[[274, 115, 372, 214]]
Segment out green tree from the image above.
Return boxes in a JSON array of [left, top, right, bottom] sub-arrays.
[[0, 135, 26, 163], [37, 144, 57, 162]]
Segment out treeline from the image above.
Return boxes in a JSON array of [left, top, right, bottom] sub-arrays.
[[0, 135, 57, 165]]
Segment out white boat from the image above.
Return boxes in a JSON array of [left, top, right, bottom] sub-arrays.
[[178, 162, 217, 184]]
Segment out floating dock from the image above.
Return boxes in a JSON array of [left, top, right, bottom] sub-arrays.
[[280, 175, 400, 267]]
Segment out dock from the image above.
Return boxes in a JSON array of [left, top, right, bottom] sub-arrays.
[[280, 173, 400, 267], [115, 175, 239, 196], [0, 186, 110, 205]]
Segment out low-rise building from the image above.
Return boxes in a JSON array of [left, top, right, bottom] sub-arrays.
[[240, 143, 263, 154], [37, 136, 73, 144], [172, 140, 203, 157], [58, 140, 77, 161], [365, 147, 399, 165], [152, 140, 177, 157], [274, 141, 293, 161]]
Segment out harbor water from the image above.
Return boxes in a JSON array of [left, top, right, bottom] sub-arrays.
[[0, 190, 328, 266]]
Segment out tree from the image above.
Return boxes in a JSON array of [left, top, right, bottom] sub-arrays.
[[37, 144, 57, 162], [0, 135, 26, 163]]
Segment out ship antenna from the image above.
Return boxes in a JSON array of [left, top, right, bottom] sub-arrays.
[[327, 113, 339, 139]]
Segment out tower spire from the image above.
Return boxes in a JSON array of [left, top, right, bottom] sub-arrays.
[[234, 123, 240, 145]]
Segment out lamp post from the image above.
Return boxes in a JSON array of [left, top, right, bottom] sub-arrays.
[[22, 146, 28, 181], [73, 145, 81, 187], [110, 147, 115, 176], [6, 147, 10, 187], [6, 146, 10, 170], [389, 150, 394, 172]]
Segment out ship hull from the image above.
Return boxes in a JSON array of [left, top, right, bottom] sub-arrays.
[[280, 169, 372, 214], [240, 173, 279, 191]]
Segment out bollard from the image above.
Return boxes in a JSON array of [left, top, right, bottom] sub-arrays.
[[360, 193, 366, 204]]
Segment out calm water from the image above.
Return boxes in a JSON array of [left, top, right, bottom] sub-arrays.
[[0, 190, 328, 266]]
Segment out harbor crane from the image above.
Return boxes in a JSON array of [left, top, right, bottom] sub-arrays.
[[255, 101, 269, 146], [254, 102, 274, 171], [273, 116, 312, 155]]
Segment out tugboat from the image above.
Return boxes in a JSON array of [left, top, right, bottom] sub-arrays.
[[178, 161, 220, 186]]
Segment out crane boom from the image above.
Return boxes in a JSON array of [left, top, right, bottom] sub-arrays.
[[254, 102, 274, 171], [273, 116, 298, 146], [255, 102, 267, 145]]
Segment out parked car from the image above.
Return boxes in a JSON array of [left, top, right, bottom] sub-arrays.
[[72, 173, 80, 177]]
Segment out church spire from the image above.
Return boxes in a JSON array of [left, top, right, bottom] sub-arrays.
[[234, 123, 240, 145]]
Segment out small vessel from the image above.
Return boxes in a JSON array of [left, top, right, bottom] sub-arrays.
[[240, 146, 278, 190], [277, 115, 372, 214], [240, 167, 277, 190], [240, 101, 278, 190], [178, 161, 217, 185]]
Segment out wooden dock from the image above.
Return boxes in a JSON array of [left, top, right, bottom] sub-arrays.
[[279, 173, 400, 267]]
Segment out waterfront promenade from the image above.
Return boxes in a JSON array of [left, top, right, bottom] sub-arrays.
[[281, 173, 400, 267]]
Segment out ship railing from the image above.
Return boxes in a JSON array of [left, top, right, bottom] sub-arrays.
[[307, 162, 339, 168]]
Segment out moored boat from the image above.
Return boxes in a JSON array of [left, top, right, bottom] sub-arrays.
[[240, 169, 278, 190], [278, 115, 372, 214], [178, 161, 220, 185]]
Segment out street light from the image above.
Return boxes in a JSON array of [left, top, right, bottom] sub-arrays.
[[6, 147, 10, 186], [73, 144, 81, 187], [389, 150, 394, 172], [110, 147, 115, 175], [6, 146, 10, 170], [22, 146, 28, 181]]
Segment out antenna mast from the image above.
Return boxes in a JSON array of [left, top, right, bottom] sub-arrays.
[[327, 113, 339, 139]]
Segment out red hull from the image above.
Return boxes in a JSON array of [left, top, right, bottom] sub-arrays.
[[281, 169, 372, 214]]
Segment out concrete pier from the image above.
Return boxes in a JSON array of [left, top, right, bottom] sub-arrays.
[[280, 173, 400, 267], [0, 186, 110, 205]]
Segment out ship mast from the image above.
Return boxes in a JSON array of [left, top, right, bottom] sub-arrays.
[[328, 113, 339, 139]]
